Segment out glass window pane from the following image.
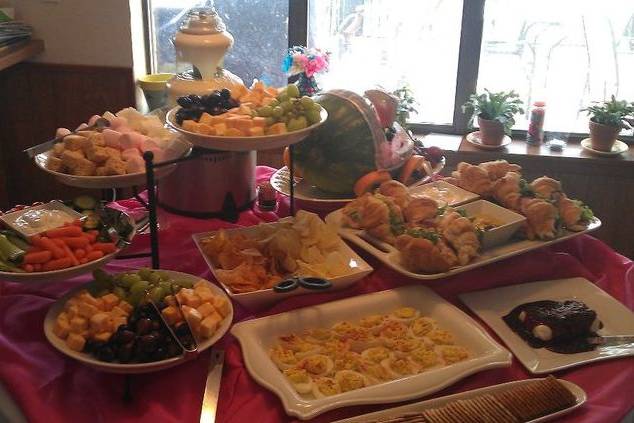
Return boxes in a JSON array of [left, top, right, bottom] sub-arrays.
[[148, 0, 288, 87], [309, 0, 464, 125], [478, 0, 634, 134]]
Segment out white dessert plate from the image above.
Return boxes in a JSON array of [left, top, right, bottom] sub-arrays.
[[0, 211, 136, 284], [269, 158, 446, 209], [192, 219, 373, 309], [334, 378, 586, 423], [325, 209, 601, 280], [34, 136, 191, 189], [459, 277, 634, 374], [466, 131, 511, 150], [44, 270, 233, 374], [166, 106, 327, 151], [231, 285, 512, 420], [408, 179, 479, 207], [580, 138, 628, 157]]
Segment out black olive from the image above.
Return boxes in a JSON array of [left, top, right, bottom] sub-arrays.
[[220, 88, 231, 100], [136, 318, 153, 335]]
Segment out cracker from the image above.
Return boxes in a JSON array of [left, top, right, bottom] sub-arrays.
[[478, 395, 518, 422], [444, 401, 477, 422]]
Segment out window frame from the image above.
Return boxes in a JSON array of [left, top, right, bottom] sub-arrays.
[[144, 0, 633, 142]]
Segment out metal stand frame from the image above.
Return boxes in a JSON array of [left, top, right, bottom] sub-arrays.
[[137, 147, 296, 270]]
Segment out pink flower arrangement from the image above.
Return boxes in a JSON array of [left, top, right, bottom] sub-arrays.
[[282, 46, 329, 78]]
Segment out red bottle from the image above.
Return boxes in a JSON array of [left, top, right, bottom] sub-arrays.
[[527, 101, 546, 145]]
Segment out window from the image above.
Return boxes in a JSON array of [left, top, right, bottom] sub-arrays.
[[146, 0, 634, 137], [147, 0, 289, 87]]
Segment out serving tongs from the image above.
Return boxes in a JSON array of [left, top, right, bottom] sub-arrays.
[[142, 288, 199, 358], [24, 117, 111, 158], [587, 335, 634, 348], [94, 205, 135, 248]]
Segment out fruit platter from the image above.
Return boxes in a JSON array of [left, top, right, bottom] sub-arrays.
[[34, 107, 192, 189], [166, 82, 328, 151], [44, 268, 233, 373], [0, 199, 135, 283]]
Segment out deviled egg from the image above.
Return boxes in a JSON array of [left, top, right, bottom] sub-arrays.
[[409, 316, 436, 338], [438, 345, 469, 364], [331, 321, 359, 338], [283, 368, 313, 394], [341, 326, 380, 352], [334, 369, 370, 393], [302, 327, 334, 344], [388, 307, 420, 323], [426, 329, 455, 345], [361, 346, 393, 364], [269, 345, 299, 370], [383, 337, 424, 358], [312, 377, 341, 398], [380, 357, 420, 378], [378, 320, 409, 341], [278, 334, 322, 358], [358, 314, 387, 334], [299, 354, 334, 377], [333, 351, 363, 372], [409, 347, 440, 370]]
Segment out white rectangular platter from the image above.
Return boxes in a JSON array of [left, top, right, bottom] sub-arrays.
[[231, 285, 512, 420], [460, 277, 634, 374], [193, 220, 373, 309], [334, 378, 586, 423], [325, 209, 601, 280]]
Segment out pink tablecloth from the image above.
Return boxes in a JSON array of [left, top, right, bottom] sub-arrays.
[[1, 167, 633, 423]]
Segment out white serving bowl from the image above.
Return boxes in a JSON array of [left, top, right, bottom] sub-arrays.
[[456, 200, 526, 249], [44, 270, 233, 374]]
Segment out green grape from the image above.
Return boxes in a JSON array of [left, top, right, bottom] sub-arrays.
[[171, 284, 182, 294], [113, 286, 126, 299], [119, 273, 142, 288], [286, 84, 300, 98], [148, 272, 162, 285], [150, 286, 166, 303], [95, 290, 110, 298], [265, 117, 276, 126], [137, 268, 152, 281], [158, 280, 172, 291], [130, 280, 150, 295], [287, 117, 306, 131], [280, 101, 292, 113], [272, 106, 284, 118], [306, 109, 321, 125], [158, 271, 171, 281], [269, 99, 279, 108], [278, 93, 289, 102], [128, 291, 144, 306], [257, 106, 273, 117], [179, 279, 194, 288], [300, 96, 314, 109]]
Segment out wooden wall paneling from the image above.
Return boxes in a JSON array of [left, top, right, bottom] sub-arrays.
[[0, 63, 136, 209]]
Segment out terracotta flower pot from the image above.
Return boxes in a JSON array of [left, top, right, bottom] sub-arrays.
[[589, 120, 620, 152], [478, 116, 506, 145]]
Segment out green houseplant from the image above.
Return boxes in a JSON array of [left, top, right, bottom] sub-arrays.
[[392, 85, 418, 129], [462, 89, 524, 145], [582, 96, 634, 152]]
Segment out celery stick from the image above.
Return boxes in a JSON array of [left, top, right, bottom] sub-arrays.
[[0, 258, 24, 272], [0, 234, 25, 263]]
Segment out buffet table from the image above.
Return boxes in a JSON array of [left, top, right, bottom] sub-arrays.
[[0, 167, 632, 423]]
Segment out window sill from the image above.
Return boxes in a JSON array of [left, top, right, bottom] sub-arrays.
[[418, 133, 634, 167]]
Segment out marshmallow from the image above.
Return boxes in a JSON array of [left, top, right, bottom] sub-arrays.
[[87, 115, 102, 126], [532, 324, 553, 341], [120, 132, 146, 150], [75, 123, 89, 131], [121, 148, 141, 161], [109, 117, 128, 130], [140, 138, 160, 152], [102, 129, 122, 149], [125, 155, 145, 174], [56, 128, 72, 138]]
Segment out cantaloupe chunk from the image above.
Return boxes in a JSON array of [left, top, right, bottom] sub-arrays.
[[89, 313, 111, 332], [93, 332, 112, 343], [182, 120, 199, 132], [161, 306, 181, 326], [70, 316, 88, 332], [213, 296, 231, 317], [182, 305, 203, 330], [224, 116, 242, 129], [199, 311, 223, 339], [252, 117, 266, 128], [198, 112, 217, 126], [225, 128, 244, 136], [197, 123, 216, 135], [213, 123, 227, 136], [249, 127, 265, 136], [66, 333, 86, 352], [164, 295, 177, 307], [100, 293, 120, 311], [234, 118, 254, 132], [266, 122, 287, 135], [78, 302, 100, 319], [54, 315, 71, 338]]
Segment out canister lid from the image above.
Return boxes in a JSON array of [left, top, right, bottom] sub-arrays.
[[179, 7, 226, 35]]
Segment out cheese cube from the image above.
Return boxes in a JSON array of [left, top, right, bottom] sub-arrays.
[[199, 113, 220, 126], [234, 119, 254, 132], [66, 333, 86, 352], [196, 288, 215, 303], [100, 293, 120, 311], [118, 301, 133, 314], [110, 305, 128, 318], [69, 316, 88, 332], [213, 123, 227, 136], [212, 296, 231, 318], [193, 280, 207, 289], [224, 116, 242, 129], [197, 302, 215, 318], [79, 292, 100, 308], [199, 311, 223, 339], [248, 127, 265, 136], [89, 313, 110, 332], [182, 305, 203, 330], [93, 332, 113, 343], [66, 305, 79, 318], [266, 123, 287, 135], [161, 306, 181, 326], [225, 128, 244, 137], [196, 123, 216, 135], [53, 314, 71, 338], [164, 295, 177, 307], [78, 302, 99, 319], [183, 292, 202, 308]]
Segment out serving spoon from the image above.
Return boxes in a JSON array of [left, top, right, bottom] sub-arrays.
[[24, 117, 111, 158]]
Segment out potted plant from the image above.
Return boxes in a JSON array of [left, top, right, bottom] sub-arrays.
[[462, 90, 524, 145], [582, 96, 634, 152]]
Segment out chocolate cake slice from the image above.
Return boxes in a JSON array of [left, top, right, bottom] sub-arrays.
[[503, 300, 602, 354]]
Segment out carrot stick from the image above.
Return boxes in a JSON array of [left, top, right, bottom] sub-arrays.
[[33, 263, 42, 272], [24, 250, 53, 264], [84, 244, 93, 253], [79, 257, 88, 264], [74, 248, 86, 259], [23, 264, 34, 272], [26, 246, 44, 253], [72, 219, 83, 227], [86, 250, 104, 261], [43, 257, 73, 271], [84, 231, 98, 243], [34, 237, 65, 259], [91, 243, 117, 254], [60, 243, 79, 266], [45, 226, 83, 238], [60, 237, 89, 249]]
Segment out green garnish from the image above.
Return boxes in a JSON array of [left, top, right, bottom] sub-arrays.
[[348, 210, 360, 222], [456, 208, 468, 218], [406, 228, 439, 244], [436, 205, 448, 217], [389, 211, 405, 235], [575, 200, 594, 222], [519, 179, 535, 197]]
